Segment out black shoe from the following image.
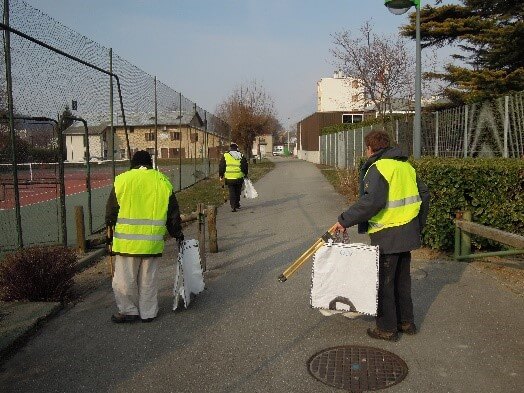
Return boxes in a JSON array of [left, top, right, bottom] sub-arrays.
[[367, 327, 399, 342], [111, 313, 139, 324], [398, 322, 417, 335], [141, 317, 155, 323], [231, 208, 237, 212], [236, 205, 241, 209]]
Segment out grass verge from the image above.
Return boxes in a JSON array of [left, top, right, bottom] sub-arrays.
[[176, 159, 275, 214]]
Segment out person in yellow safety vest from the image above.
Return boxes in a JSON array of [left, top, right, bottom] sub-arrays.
[[219, 142, 248, 212], [105, 150, 183, 324], [334, 130, 430, 342]]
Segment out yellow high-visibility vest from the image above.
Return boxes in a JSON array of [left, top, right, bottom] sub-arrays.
[[366, 159, 421, 234], [224, 152, 244, 180], [112, 167, 172, 255]]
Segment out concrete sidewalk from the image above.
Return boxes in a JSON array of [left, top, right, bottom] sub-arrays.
[[0, 157, 522, 392]]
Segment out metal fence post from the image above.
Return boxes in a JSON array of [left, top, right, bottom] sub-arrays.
[[3, 0, 23, 248], [504, 95, 509, 158], [464, 105, 469, 157], [434, 111, 439, 157]]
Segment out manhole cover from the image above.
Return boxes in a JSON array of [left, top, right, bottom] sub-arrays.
[[307, 345, 408, 392]]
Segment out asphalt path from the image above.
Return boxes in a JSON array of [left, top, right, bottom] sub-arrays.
[[0, 157, 522, 392]]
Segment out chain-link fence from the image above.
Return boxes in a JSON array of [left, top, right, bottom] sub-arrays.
[[0, 0, 230, 252], [320, 90, 524, 167]]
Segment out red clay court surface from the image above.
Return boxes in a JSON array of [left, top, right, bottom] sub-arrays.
[[0, 168, 116, 210]]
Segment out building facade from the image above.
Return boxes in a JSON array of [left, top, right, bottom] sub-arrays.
[[64, 112, 227, 163], [317, 71, 369, 113]]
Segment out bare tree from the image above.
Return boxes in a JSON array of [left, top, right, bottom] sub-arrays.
[[331, 21, 415, 120], [216, 80, 276, 157]]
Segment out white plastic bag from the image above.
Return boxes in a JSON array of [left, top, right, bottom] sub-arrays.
[[242, 178, 258, 199], [311, 242, 379, 316], [173, 239, 205, 310]]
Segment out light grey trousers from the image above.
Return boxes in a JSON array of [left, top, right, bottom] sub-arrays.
[[112, 255, 159, 319]]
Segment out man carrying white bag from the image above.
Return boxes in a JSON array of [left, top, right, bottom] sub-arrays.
[[332, 130, 429, 342], [173, 239, 205, 310]]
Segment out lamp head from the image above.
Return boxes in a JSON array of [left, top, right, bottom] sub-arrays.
[[384, 0, 419, 15]]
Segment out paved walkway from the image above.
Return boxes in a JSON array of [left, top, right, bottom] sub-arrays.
[[0, 157, 522, 392]]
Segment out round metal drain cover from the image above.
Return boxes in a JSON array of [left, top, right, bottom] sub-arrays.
[[307, 345, 408, 392]]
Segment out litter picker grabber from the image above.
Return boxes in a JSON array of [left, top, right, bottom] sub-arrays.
[[106, 226, 114, 277], [278, 223, 338, 282]]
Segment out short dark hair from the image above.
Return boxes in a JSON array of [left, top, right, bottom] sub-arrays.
[[364, 130, 390, 153], [230, 143, 238, 150], [131, 150, 153, 168]]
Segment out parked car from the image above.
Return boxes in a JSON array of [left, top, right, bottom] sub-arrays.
[[272, 145, 284, 156]]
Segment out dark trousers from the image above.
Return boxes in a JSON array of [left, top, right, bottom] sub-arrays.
[[376, 252, 414, 332], [228, 183, 242, 209]]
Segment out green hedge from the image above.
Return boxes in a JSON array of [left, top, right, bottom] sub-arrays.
[[413, 158, 524, 251]]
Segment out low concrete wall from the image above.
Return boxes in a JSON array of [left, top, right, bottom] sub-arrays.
[[297, 150, 320, 164]]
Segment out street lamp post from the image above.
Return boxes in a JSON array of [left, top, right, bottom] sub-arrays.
[[385, 0, 421, 159]]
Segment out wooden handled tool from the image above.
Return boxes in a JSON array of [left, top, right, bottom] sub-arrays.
[[278, 223, 337, 282]]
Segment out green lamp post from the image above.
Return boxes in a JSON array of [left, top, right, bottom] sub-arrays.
[[385, 0, 421, 159]]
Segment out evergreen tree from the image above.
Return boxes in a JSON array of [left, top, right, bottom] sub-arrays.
[[401, 0, 524, 103]]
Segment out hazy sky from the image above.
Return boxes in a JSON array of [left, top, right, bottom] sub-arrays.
[[23, 0, 454, 129]]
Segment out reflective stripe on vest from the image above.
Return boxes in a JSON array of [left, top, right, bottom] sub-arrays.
[[366, 159, 421, 234], [112, 168, 172, 255], [224, 152, 244, 180]]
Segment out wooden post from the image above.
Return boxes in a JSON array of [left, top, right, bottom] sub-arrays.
[[460, 210, 472, 257], [454, 211, 462, 260], [75, 205, 86, 253], [197, 203, 206, 271], [207, 205, 218, 253]]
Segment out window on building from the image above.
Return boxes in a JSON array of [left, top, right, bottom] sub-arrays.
[[169, 148, 180, 158], [190, 133, 198, 142], [353, 114, 363, 123], [170, 131, 181, 141], [145, 132, 155, 141], [342, 114, 364, 124], [120, 149, 126, 159]]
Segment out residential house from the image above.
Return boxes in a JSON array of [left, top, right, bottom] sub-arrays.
[[251, 134, 274, 157], [64, 111, 227, 163], [63, 123, 107, 162]]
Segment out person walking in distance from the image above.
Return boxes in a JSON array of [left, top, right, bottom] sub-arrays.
[[219, 142, 248, 212], [106, 150, 184, 323], [334, 130, 430, 341]]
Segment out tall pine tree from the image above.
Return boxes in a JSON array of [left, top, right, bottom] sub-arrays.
[[401, 0, 524, 104]]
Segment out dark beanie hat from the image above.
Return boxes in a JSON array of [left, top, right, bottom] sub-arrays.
[[131, 150, 153, 168], [230, 143, 238, 150]]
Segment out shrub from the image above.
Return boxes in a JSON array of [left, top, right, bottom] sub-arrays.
[[0, 245, 77, 302], [413, 158, 524, 251]]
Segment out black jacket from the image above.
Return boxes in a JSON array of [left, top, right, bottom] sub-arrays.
[[338, 147, 430, 254], [219, 150, 249, 185]]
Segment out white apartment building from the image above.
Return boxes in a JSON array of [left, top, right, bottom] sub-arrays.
[[317, 71, 368, 114]]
